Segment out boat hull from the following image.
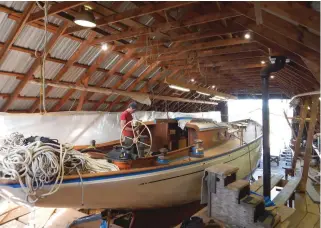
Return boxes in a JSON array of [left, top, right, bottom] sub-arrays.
[[0, 137, 262, 209]]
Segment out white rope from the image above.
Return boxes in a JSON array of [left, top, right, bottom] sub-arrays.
[[35, 1, 49, 113], [0, 133, 119, 204]]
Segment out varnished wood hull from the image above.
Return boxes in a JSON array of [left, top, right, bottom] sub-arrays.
[[0, 137, 262, 209]]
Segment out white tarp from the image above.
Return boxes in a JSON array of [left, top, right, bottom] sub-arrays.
[[0, 111, 220, 146]]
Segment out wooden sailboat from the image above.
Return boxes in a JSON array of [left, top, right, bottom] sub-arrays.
[[0, 118, 262, 209]]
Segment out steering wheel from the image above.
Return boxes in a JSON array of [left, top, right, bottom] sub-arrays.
[[120, 120, 152, 157]]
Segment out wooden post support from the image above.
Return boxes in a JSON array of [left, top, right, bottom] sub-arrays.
[[292, 99, 309, 170], [297, 95, 319, 192]]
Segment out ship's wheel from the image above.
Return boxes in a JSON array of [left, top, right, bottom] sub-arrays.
[[120, 120, 152, 157]]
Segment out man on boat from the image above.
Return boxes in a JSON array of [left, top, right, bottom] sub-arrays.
[[120, 102, 138, 156]]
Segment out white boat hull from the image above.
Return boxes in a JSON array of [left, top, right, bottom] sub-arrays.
[[0, 137, 261, 209]]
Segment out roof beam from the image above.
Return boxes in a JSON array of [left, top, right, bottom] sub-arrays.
[[113, 23, 247, 52], [132, 38, 252, 58], [234, 18, 320, 81], [91, 9, 241, 44], [29, 79, 217, 106], [111, 62, 161, 111], [260, 2, 320, 35], [27, 1, 87, 23], [50, 48, 114, 112], [29, 32, 97, 113], [159, 51, 266, 67], [1, 22, 69, 112], [228, 2, 320, 52], [0, 2, 35, 67], [65, 2, 194, 35], [157, 43, 262, 62]]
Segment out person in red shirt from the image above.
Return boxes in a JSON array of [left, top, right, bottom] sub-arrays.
[[120, 102, 137, 151]]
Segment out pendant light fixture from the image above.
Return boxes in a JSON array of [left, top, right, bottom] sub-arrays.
[[74, 5, 96, 28]]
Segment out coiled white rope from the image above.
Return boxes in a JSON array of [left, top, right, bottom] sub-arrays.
[[0, 133, 119, 203]]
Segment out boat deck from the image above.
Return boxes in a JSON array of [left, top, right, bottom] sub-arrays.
[[203, 121, 261, 158]]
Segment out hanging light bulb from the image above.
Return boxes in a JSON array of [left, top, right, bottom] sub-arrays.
[[244, 33, 251, 39], [270, 75, 275, 79], [261, 60, 266, 65], [74, 5, 96, 28], [212, 85, 216, 89], [101, 43, 108, 51], [191, 78, 195, 82]]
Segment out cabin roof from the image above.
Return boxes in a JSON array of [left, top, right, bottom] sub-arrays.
[[0, 1, 319, 113]]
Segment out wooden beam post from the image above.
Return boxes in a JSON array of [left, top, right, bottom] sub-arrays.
[[297, 95, 319, 192], [292, 99, 310, 170]]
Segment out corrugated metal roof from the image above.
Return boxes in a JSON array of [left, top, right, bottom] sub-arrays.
[[34, 61, 64, 80], [96, 1, 114, 9], [50, 37, 81, 60], [102, 75, 121, 88], [117, 1, 137, 12], [0, 75, 20, 93], [61, 66, 86, 82], [0, 98, 6, 110], [47, 15, 64, 26], [111, 103, 123, 111], [120, 96, 130, 102], [108, 23, 123, 32], [20, 82, 40, 97], [10, 99, 34, 110], [88, 71, 105, 85], [99, 53, 121, 70], [60, 100, 74, 111], [0, 15, 16, 43], [82, 103, 94, 111], [132, 64, 148, 77], [97, 103, 108, 111], [70, 90, 81, 99], [106, 94, 118, 102], [146, 67, 161, 79], [45, 99, 57, 111], [0, 50, 35, 73], [72, 30, 92, 39], [119, 78, 135, 90], [138, 15, 155, 26], [47, 87, 67, 98], [0, 1, 29, 11], [77, 46, 101, 65], [14, 25, 53, 51], [133, 81, 146, 91], [89, 93, 104, 101], [119, 59, 136, 74]]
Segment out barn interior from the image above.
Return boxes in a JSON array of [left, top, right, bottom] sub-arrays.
[[0, 1, 320, 228]]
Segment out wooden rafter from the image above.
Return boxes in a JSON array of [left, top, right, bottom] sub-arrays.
[[65, 2, 194, 35], [29, 32, 97, 113], [91, 9, 241, 44], [228, 2, 320, 52], [0, 22, 69, 112], [112, 61, 161, 111], [27, 1, 86, 23], [260, 2, 320, 35], [0, 2, 35, 67], [29, 79, 218, 105], [50, 47, 114, 112], [132, 38, 252, 58]]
